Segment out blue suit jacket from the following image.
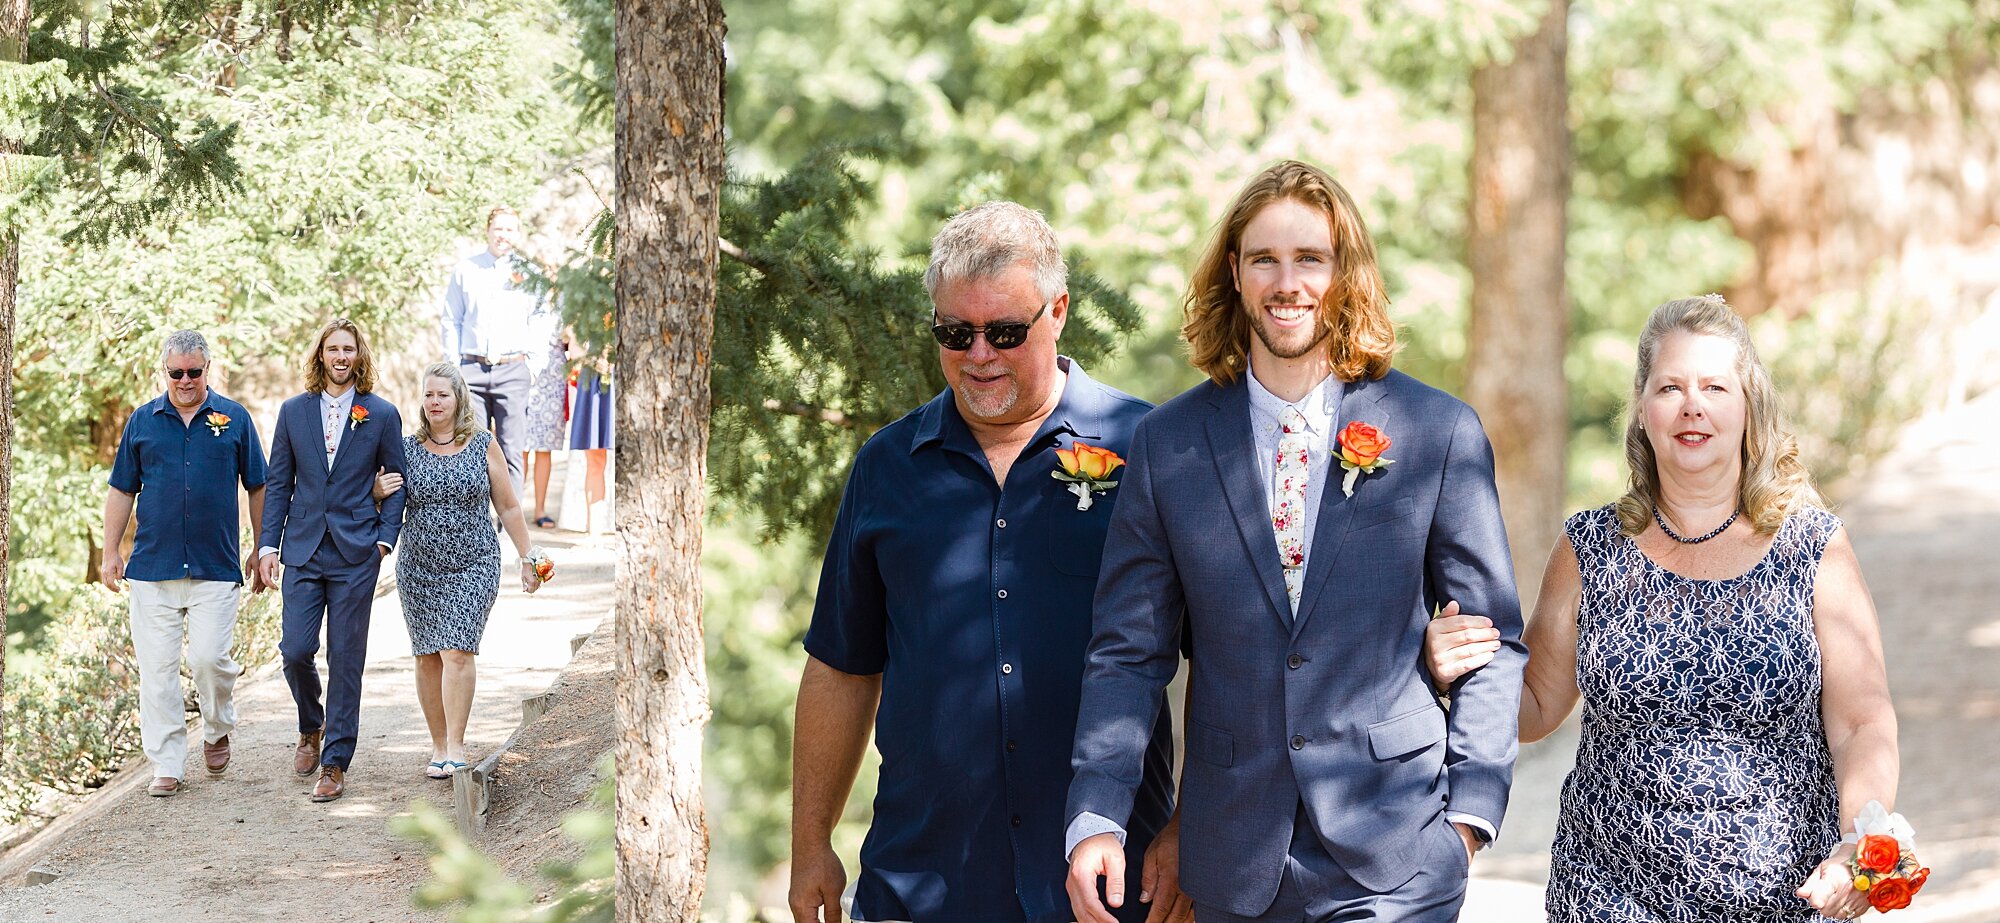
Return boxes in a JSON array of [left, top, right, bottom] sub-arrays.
[[1067, 370, 1527, 916], [259, 390, 408, 566]]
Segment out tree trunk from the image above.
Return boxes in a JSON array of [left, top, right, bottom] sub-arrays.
[[1464, 0, 1569, 610], [612, 0, 724, 919], [0, 0, 27, 764]]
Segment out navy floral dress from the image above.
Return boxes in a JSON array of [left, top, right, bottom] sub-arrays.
[[1546, 505, 1841, 923], [396, 431, 500, 655]]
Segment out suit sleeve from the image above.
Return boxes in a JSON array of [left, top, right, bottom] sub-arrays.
[[1426, 404, 1527, 835], [375, 404, 408, 549], [1066, 417, 1184, 831], [260, 402, 296, 553]]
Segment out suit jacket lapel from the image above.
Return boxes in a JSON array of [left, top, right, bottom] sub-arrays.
[[1204, 382, 1293, 633], [1292, 375, 1393, 636], [299, 395, 332, 478]]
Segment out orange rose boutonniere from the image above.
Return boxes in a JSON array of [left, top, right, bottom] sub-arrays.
[[349, 406, 369, 431], [204, 411, 231, 437], [1335, 421, 1394, 497], [1052, 442, 1124, 511]]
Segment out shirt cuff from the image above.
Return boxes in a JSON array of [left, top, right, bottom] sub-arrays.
[[1064, 812, 1127, 861], [1445, 812, 1496, 848], [377, 542, 393, 555], [257, 545, 279, 559]]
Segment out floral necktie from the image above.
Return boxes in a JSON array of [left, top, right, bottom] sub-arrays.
[[324, 400, 342, 467], [1274, 405, 1309, 613]]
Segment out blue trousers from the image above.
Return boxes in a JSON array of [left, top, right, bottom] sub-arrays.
[[281, 535, 380, 770], [1197, 803, 1469, 923]]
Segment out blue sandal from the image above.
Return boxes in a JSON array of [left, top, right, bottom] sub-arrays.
[[425, 760, 451, 780]]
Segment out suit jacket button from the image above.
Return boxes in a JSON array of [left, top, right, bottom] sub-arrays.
[[1287, 653, 1303, 669], [1290, 735, 1305, 750]]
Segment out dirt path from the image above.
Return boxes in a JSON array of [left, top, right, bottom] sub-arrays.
[[0, 528, 618, 923], [1464, 388, 2000, 922]]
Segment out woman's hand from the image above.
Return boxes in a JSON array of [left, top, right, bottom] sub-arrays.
[[371, 467, 404, 501], [1797, 842, 1870, 920], [520, 560, 542, 594]]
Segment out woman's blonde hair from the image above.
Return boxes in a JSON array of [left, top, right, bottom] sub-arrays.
[[413, 361, 485, 447], [1181, 160, 1396, 385], [1613, 295, 1823, 536], [302, 317, 377, 395]]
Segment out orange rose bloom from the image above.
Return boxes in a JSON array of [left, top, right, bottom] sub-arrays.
[[1909, 866, 1930, 894], [206, 412, 230, 426], [1059, 443, 1124, 480], [1868, 876, 1915, 912], [350, 407, 369, 422], [1858, 835, 1901, 874], [1338, 421, 1391, 467]]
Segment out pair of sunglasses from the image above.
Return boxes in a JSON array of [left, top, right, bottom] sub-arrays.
[[931, 304, 1048, 351], [166, 367, 206, 380]]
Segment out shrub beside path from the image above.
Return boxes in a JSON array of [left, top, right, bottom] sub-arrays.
[[1464, 388, 2000, 923], [0, 530, 618, 922]]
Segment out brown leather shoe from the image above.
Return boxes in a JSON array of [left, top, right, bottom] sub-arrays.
[[147, 777, 181, 797], [203, 735, 231, 775], [309, 765, 345, 802], [293, 732, 322, 776]]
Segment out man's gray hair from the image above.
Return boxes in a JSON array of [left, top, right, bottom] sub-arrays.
[[162, 329, 210, 366], [923, 202, 1068, 306]]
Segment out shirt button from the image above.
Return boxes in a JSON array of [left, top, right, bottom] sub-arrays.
[[1001, 663, 1013, 675], [1290, 734, 1306, 750], [1006, 739, 1017, 752], [997, 518, 1007, 528], [1011, 815, 1022, 828], [1287, 653, 1303, 669], [997, 589, 1008, 599]]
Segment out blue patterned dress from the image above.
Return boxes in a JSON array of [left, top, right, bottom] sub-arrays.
[[396, 431, 500, 655], [1546, 505, 1841, 923]]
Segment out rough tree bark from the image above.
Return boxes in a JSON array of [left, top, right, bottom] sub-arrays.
[[1464, 0, 1570, 610], [612, 0, 725, 919], [0, 0, 29, 762]]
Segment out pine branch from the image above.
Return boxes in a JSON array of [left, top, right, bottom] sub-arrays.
[[759, 399, 853, 428]]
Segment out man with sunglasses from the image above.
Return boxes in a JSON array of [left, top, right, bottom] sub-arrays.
[[102, 330, 267, 797], [790, 203, 1181, 923]]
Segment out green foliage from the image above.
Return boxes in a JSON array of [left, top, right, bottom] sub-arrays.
[[700, 515, 874, 897], [391, 756, 614, 923], [18, 8, 243, 243], [555, 0, 613, 130]]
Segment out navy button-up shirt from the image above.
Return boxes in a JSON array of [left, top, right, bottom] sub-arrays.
[[108, 391, 266, 583], [806, 359, 1176, 923]]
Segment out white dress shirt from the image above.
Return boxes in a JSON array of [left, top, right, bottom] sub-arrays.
[[439, 250, 541, 361]]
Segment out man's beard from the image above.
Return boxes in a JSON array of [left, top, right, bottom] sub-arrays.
[[1250, 305, 1329, 360], [958, 369, 1021, 420]]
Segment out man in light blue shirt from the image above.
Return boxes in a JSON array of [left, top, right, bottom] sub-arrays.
[[439, 205, 538, 493]]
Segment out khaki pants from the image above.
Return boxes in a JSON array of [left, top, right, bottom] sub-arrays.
[[128, 579, 242, 780]]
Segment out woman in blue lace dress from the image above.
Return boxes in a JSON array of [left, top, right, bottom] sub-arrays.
[[1426, 296, 1898, 922], [372, 362, 546, 778]]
